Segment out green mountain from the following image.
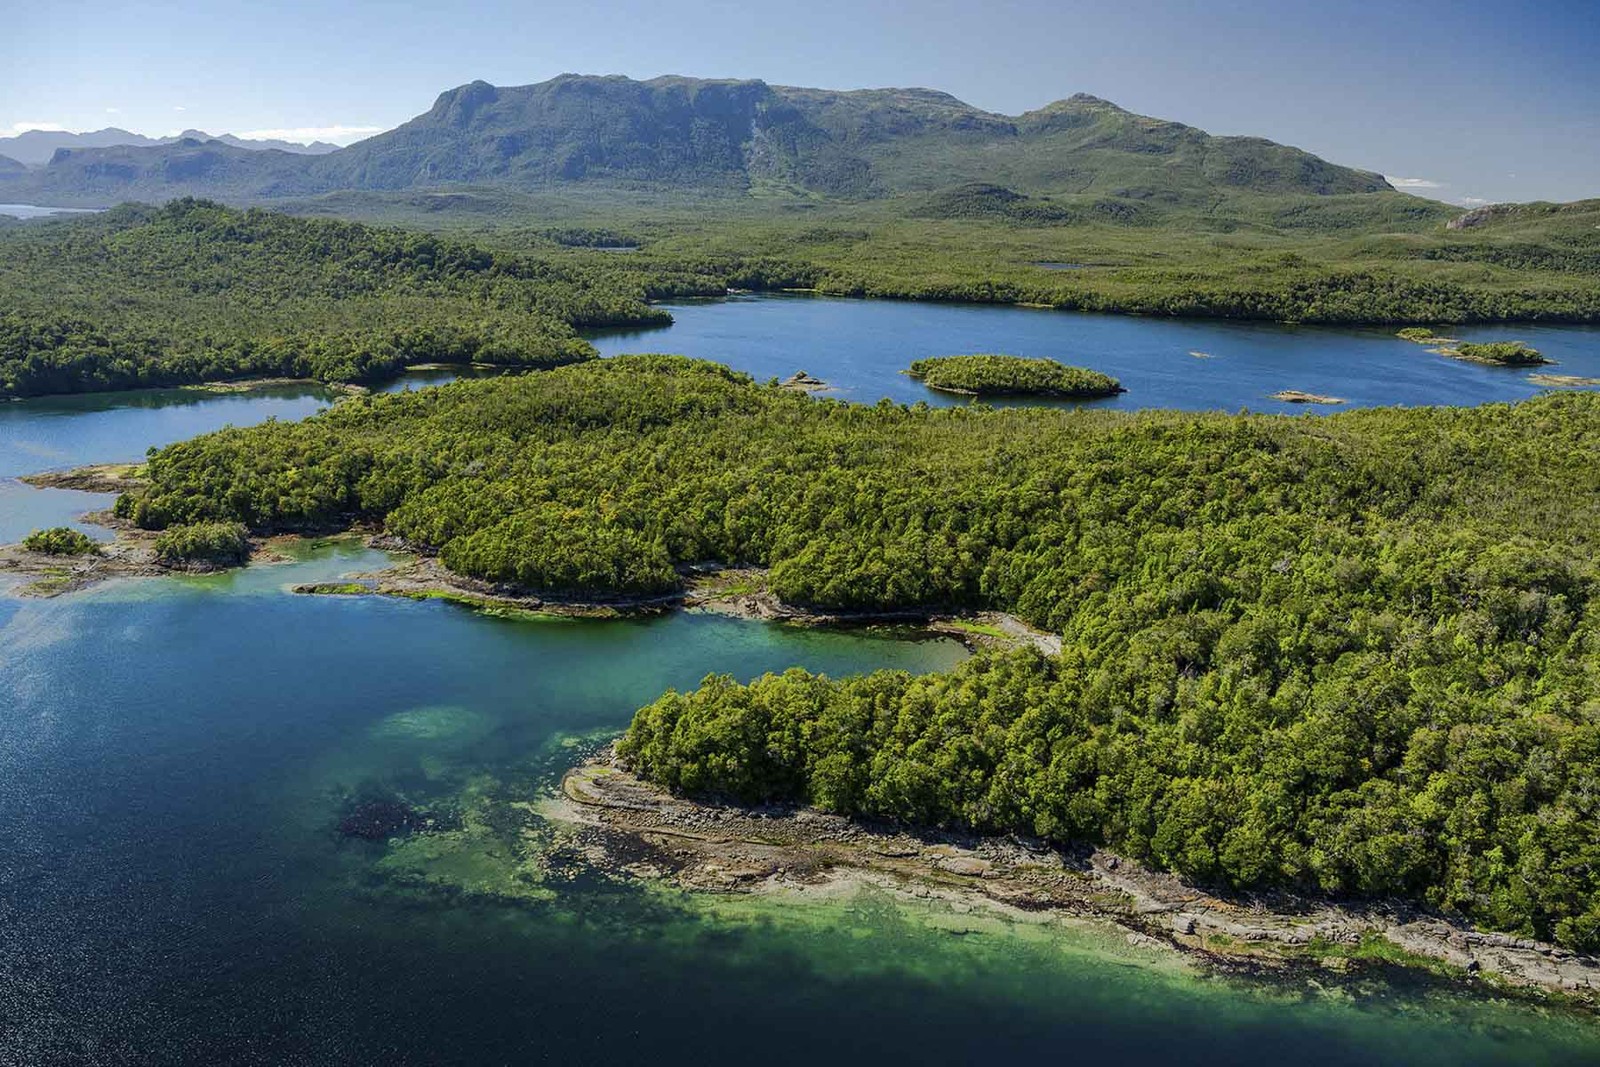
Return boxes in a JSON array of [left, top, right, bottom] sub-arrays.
[[313, 77, 1394, 200], [0, 75, 1394, 207]]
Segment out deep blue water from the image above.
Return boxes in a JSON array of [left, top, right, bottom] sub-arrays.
[[3, 548, 1598, 1065], [4, 298, 1600, 1063], [593, 294, 1600, 413]]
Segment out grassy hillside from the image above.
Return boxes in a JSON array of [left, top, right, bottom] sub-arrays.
[[434, 190, 1590, 325]]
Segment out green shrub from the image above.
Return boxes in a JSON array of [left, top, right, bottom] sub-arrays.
[[1454, 341, 1548, 365], [152, 521, 251, 566], [21, 526, 98, 555]]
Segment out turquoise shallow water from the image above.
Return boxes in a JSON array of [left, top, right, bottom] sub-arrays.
[[4, 297, 1600, 1063], [2, 547, 1598, 1065]]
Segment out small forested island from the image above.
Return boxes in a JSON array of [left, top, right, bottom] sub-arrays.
[[1397, 327, 1459, 346], [106, 356, 1600, 960], [1397, 329, 1552, 367], [1453, 341, 1551, 366], [906, 354, 1124, 397]]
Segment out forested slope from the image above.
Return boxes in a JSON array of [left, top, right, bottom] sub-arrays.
[[0, 199, 682, 397], [119, 357, 1600, 948]]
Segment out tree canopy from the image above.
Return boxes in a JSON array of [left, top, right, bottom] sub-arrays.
[[906, 354, 1123, 397], [116, 356, 1600, 948], [0, 199, 680, 397]]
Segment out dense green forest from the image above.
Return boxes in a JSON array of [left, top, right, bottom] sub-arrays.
[[906, 355, 1123, 397], [278, 183, 1600, 329], [575, 207, 1600, 326], [118, 356, 1600, 947], [0, 199, 690, 397], [152, 521, 251, 566], [4, 187, 1598, 400]]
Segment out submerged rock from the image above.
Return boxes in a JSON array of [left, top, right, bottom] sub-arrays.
[[781, 370, 830, 391], [338, 799, 421, 840]]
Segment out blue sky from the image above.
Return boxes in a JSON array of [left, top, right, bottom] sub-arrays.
[[4, 0, 1596, 204]]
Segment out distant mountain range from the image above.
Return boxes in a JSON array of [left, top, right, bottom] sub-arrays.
[[0, 75, 1396, 207], [0, 126, 340, 166]]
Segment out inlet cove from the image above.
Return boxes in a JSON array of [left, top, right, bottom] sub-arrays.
[[4, 320, 1600, 1061], [4, 67, 1600, 1062], [3, 532, 1599, 1064]]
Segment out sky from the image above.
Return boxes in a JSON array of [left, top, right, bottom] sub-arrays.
[[3, 0, 1597, 204]]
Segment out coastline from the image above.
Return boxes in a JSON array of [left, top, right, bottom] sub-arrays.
[[0, 507, 303, 596], [551, 750, 1600, 1011], [11, 468, 1600, 1018], [5, 466, 1051, 652], [296, 553, 1060, 652]]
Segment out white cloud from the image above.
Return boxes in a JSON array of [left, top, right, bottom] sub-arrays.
[[9, 121, 69, 134], [105, 107, 121, 114], [1385, 176, 1445, 190], [173, 106, 186, 112], [236, 124, 385, 145], [1455, 196, 1492, 207]]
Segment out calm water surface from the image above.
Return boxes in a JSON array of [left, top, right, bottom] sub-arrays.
[[594, 294, 1600, 412], [3, 547, 1598, 1065], [0, 204, 101, 219], [0, 383, 335, 543], [4, 296, 1600, 1064]]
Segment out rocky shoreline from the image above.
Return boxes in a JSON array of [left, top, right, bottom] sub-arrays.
[[5, 464, 1057, 651], [0, 515, 164, 596], [1272, 390, 1346, 405], [21, 463, 147, 494], [0, 509, 301, 596], [293, 553, 1061, 651], [550, 751, 1600, 1011]]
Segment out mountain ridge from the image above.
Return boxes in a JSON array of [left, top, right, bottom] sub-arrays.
[[0, 126, 340, 167], [0, 74, 1394, 207]]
